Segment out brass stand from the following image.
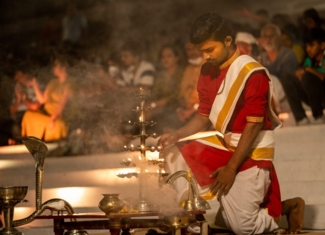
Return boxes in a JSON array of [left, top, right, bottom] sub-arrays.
[[123, 88, 162, 212], [0, 187, 28, 235]]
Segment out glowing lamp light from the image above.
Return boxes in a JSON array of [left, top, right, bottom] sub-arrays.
[[55, 187, 85, 206], [0, 160, 19, 169], [278, 112, 290, 120]]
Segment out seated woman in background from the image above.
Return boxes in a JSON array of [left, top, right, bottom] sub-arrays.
[[21, 56, 74, 142], [149, 44, 184, 133]]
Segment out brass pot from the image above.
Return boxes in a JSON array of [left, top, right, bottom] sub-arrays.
[[164, 215, 192, 228], [98, 194, 124, 215]]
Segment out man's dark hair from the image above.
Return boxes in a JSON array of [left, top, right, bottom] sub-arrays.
[[304, 28, 325, 44], [190, 13, 235, 45], [121, 40, 142, 57]]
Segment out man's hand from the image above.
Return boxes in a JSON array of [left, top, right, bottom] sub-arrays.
[[157, 132, 181, 149], [209, 165, 236, 200]]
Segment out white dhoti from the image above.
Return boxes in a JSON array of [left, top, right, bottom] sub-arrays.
[[164, 145, 279, 235]]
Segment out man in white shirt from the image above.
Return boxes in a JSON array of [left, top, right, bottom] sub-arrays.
[[119, 41, 155, 89]]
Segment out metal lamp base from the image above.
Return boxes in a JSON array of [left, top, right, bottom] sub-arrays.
[[0, 227, 24, 235], [63, 230, 88, 235]]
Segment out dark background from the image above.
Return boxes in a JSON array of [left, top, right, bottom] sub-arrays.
[[1, 0, 324, 49]]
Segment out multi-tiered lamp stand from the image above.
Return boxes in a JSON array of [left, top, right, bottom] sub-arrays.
[[119, 88, 165, 212]]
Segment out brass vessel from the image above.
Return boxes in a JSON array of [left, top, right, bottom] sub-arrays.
[[166, 170, 210, 211], [98, 194, 124, 215], [0, 186, 28, 235], [164, 215, 193, 228]]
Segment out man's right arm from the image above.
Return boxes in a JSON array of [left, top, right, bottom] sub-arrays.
[[158, 113, 210, 148]]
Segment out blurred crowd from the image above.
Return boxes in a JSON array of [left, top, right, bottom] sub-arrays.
[[0, 3, 324, 155]]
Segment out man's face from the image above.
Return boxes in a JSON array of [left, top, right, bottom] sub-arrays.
[[121, 51, 138, 67], [260, 27, 280, 52], [184, 42, 202, 60], [196, 39, 229, 66], [306, 41, 324, 59]]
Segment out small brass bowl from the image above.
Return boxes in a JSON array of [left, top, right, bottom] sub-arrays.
[[164, 215, 193, 228], [0, 186, 28, 206]]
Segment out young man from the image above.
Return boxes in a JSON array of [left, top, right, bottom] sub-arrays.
[[118, 41, 156, 90], [158, 13, 304, 234], [291, 28, 325, 124]]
